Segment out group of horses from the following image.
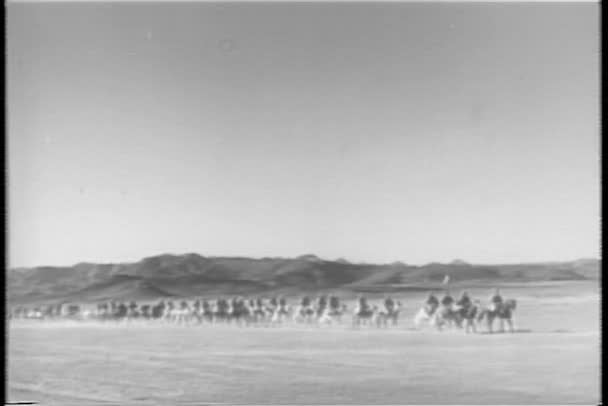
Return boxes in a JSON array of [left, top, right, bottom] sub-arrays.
[[414, 297, 518, 333], [9, 296, 351, 327], [9, 294, 517, 333]]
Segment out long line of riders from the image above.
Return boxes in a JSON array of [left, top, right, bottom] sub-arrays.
[[8, 290, 517, 333]]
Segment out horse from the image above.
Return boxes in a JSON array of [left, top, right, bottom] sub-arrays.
[[41, 304, 56, 320], [293, 296, 316, 324], [477, 299, 517, 333], [81, 308, 97, 321], [429, 304, 460, 331], [173, 300, 193, 324], [249, 297, 269, 325], [139, 304, 152, 320], [315, 295, 329, 318], [270, 297, 291, 326], [318, 304, 346, 325], [51, 303, 65, 319], [112, 302, 128, 321], [25, 307, 44, 320], [151, 301, 166, 320], [413, 303, 440, 329], [449, 300, 481, 333], [126, 301, 141, 321], [94, 303, 110, 321], [64, 304, 82, 320], [162, 301, 177, 323], [201, 300, 215, 323], [352, 297, 377, 328], [231, 297, 254, 326], [383, 298, 402, 326], [319, 297, 347, 325], [266, 297, 279, 318], [190, 299, 203, 323], [461, 301, 481, 333], [213, 298, 232, 323]]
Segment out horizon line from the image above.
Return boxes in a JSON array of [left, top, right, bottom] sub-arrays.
[[7, 252, 601, 270]]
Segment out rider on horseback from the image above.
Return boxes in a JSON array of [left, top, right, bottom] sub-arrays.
[[385, 297, 395, 311], [425, 292, 439, 315], [490, 288, 503, 311], [277, 297, 289, 315], [329, 296, 339, 308], [299, 296, 314, 318], [358, 296, 372, 316], [329, 296, 340, 312], [441, 291, 454, 308], [456, 291, 472, 309]]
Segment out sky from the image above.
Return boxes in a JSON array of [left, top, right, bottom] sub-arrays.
[[7, 2, 600, 268]]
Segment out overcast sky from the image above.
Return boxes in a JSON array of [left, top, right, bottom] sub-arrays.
[[7, 2, 600, 267]]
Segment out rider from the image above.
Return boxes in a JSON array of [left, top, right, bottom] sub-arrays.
[[317, 295, 329, 315], [329, 296, 340, 312], [269, 297, 278, 308], [456, 291, 472, 309], [385, 297, 395, 312], [278, 297, 289, 314], [441, 290, 454, 308], [358, 296, 371, 316], [425, 291, 439, 314], [490, 288, 503, 311]]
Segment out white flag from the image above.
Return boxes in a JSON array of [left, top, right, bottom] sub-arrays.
[[442, 275, 450, 285]]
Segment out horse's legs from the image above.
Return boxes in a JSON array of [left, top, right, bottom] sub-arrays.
[[499, 318, 505, 333]]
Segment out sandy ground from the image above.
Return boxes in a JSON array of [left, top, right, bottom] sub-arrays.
[[7, 281, 600, 405]]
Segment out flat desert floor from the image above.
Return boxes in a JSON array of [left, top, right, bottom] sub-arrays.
[[7, 281, 600, 405]]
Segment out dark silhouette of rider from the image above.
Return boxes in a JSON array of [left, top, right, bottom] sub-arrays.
[[491, 288, 503, 310], [358, 296, 371, 315], [425, 292, 439, 314], [318, 295, 328, 308], [457, 291, 472, 308], [441, 291, 454, 307], [385, 297, 395, 310], [329, 296, 340, 310]]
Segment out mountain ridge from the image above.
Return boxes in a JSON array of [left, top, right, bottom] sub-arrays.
[[7, 254, 600, 305]]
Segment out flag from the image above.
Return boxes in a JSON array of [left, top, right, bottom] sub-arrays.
[[442, 275, 450, 285]]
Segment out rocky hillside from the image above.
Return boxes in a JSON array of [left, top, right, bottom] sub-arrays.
[[6, 254, 600, 305]]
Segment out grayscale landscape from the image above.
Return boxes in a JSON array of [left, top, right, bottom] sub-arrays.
[[7, 255, 601, 404], [6, 1, 600, 405]]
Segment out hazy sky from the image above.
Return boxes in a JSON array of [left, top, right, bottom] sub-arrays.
[[7, 3, 600, 267]]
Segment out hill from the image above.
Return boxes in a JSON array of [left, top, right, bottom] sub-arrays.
[[6, 254, 600, 305]]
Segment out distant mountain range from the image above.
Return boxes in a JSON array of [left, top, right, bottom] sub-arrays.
[[6, 254, 600, 305]]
